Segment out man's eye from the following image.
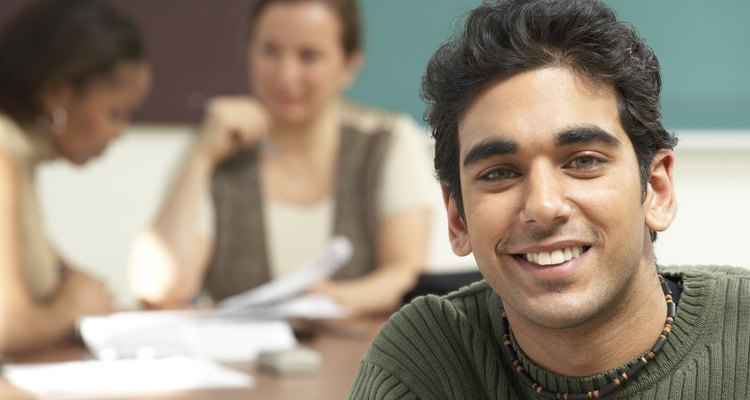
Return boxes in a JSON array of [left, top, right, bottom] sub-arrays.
[[568, 156, 603, 170], [481, 168, 519, 181]]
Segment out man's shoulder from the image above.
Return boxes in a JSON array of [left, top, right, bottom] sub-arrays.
[[364, 279, 495, 361], [357, 280, 502, 398], [441, 278, 495, 309], [659, 264, 750, 282], [404, 279, 494, 319]]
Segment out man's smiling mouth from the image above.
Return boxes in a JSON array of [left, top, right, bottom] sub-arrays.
[[514, 246, 591, 266]]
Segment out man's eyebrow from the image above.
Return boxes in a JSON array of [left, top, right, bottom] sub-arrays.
[[554, 126, 621, 147], [463, 137, 518, 167], [461, 127, 619, 168]]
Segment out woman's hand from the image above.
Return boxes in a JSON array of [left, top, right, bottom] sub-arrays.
[[310, 274, 412, 319], [194, 96, 272, 166], [308, 208, 431, 318]]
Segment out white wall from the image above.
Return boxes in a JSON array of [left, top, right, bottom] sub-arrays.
[[37, 126, 750, 307], [653, 132, 750, 269], [38, 125, 193, 308]]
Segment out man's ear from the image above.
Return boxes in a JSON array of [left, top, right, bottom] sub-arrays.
[[644, 149, 677, 233], [442, 184, 472, 256]]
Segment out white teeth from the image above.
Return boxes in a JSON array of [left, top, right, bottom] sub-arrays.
[[538, 252, 551, 265], [524, 246, 584, 266], [550, 250, 565, 264]]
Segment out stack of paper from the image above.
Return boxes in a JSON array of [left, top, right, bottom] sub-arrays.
[[79, 311, 296, 362], [78, 235, 353, 362], [216, 234, 352, 319]]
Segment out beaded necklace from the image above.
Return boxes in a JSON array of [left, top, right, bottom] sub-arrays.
[[500, 275, 676, 399]]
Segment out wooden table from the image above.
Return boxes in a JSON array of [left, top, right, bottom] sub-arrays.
[[0, 318, 384, 400]]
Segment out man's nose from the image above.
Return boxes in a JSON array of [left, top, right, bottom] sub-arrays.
[[519, 163, 572, 228]]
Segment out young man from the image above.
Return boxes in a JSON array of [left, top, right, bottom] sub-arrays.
[[348, 0, 750, 399]]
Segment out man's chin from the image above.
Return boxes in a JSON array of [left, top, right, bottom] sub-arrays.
[[504, 287, 604, 330]]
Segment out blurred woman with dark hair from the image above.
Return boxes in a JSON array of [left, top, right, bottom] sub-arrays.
[[0, 0, 151, 353]]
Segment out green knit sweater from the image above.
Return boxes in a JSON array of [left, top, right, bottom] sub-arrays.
[[348, 266, 750, 399]]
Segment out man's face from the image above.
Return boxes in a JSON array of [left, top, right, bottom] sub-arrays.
[[448, 66, 674, 329]]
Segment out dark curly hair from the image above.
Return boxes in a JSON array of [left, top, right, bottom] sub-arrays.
[[422, 0, 678, 240], [0, 0, 147, 127]]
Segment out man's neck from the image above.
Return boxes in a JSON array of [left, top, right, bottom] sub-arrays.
[[506, 268, 667, 377]]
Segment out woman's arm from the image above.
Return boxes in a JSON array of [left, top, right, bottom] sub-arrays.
[[0, 151, 112, 354], [127, 148, 216, 307], [313, 207, 430, 316], [128, 97, 271, 307], [311, 115, 435, 317]]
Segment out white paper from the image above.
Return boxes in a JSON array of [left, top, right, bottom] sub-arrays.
[[216, 294, 347, 319], [79, 311, 296, 362], [3, 357, 252, 399], [218, 235, 353, 308], [77, 236, 350, 365]]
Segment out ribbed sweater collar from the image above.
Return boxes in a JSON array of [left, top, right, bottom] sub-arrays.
[[489, 267, 716, 398]]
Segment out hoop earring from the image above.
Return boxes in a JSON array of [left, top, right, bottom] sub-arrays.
[[50, 108, 68, 136]]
